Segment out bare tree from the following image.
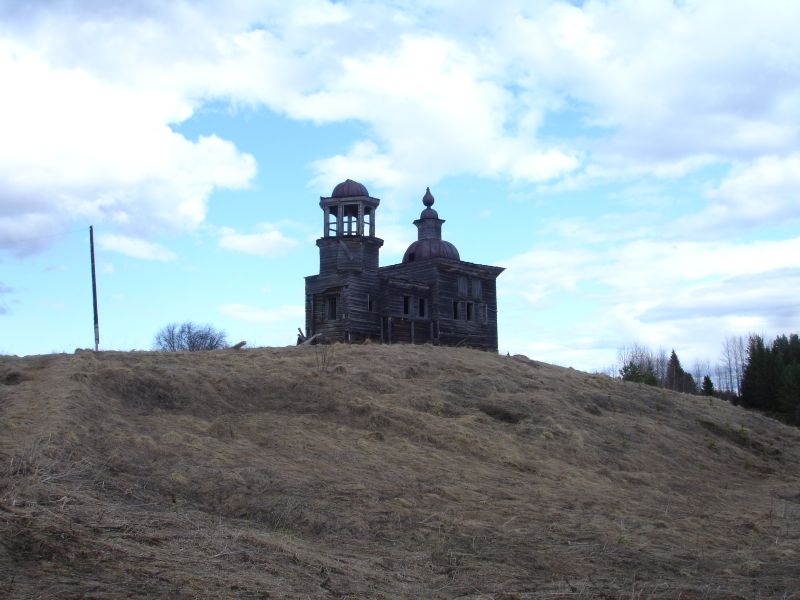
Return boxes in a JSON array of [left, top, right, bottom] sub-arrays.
[[733, 336, 746, 395], [719, 335, 746, 396], [691, 357, 711, 388], [653, 347, 669, 387], [154, 322, 228, 352], [617, 343, 659, 384]]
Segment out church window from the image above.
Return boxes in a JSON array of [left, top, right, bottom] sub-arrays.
[[457, 276, 468, 296], [326, 296, 337, 320], [472, 279, 483, 299], [453, 300, 467, 320]]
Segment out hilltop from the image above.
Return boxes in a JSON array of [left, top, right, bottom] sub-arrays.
[[1, 344, 799, 599]]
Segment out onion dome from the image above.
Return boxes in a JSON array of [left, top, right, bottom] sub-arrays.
[[402, 187, 460, 263], [331, 179, 369, 198], [402, 238, 460, 262], [419, 187, 439, 219]]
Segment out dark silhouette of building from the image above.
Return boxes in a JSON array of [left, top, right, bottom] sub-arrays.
[[305, 179, 503, 350]]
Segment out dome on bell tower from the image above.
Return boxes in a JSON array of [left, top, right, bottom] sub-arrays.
[[402, 187, 460, 263], [331, 179, 369, 198]]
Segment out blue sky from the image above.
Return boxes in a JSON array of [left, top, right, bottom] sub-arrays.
[[1, 0, 799, 372]]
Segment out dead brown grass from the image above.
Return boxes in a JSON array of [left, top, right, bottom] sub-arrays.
[[1, 344, 799, 598]]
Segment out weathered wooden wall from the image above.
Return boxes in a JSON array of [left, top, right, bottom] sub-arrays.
[[377, 258, 502, 350], [306, 238, 502, 350]]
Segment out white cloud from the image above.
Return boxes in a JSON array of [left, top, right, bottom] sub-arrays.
[[296, 30, 585, 201], [510, 150, 581, 183], [693, 153, 800, 230], [374, 222, 416, 259], [499, 1, 800, 173], [311, 141, 404, 194], [501, 235, 800, 369], [2, 0, 798, 252], [218, 224, 297, 257], [219, 303, 304, 325], [0, 26, 255, 256], [98, 234, 176, 261], [640, 268, 800, 326], [503, 246, 596, 304], [0, 212, 65, 257]]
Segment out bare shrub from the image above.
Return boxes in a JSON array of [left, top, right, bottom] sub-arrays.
[[314, 342, 334, 372], [154, 322, 228, 352]]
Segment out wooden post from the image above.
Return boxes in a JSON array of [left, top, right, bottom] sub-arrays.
[[89, 226, 99, 352]]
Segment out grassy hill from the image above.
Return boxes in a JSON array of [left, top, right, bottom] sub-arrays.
[[1, 344, 799, 599]]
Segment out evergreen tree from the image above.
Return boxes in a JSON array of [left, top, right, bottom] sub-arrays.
[[665, 349, 697, 393], [665, 350, 682, 391], [741, 335, 779, 411], [740, 333, 800, 417], [777, 363, 800, 423], [620, 361, 658, 386], [702, 375, 715, 396]]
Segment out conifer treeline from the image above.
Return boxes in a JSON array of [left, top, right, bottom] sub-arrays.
[[615, 333, 800, 425], [740, 334, 800, 424], [617, 345, 698, 393]]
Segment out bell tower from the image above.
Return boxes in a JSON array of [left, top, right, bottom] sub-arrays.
[[317, 179, 383, 274], [305, 179, 384, 342]]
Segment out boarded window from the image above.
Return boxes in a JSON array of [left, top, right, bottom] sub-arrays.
[[471, 279, 483, 299], [326, 296, 337, 320], [480, 303, 488, 324], [403, 295, 410, 315], [457, 276, 468, 296], [452, 301, 459, 320], [367, 294, 374, 312]]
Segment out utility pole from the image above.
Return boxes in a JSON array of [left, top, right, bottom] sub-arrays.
[[89, 226, 100, 351]]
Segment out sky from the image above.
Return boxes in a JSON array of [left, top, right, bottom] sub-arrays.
[[1, 0, 799, 373]]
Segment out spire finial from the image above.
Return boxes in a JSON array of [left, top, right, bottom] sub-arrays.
[[422, 187, 435, 207]]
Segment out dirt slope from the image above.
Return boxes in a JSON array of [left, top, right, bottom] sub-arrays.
[[1, 344, 799, 599]]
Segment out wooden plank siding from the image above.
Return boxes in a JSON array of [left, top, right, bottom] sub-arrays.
[[306, 234, 502, 350], [376, 258, 502, 350], [433, 259, 501, 351]]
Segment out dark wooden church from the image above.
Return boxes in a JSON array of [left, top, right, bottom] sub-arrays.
[[304, 179, 504, 351]]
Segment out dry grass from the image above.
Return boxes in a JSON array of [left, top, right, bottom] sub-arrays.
[[1, 344, 799, 599]]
